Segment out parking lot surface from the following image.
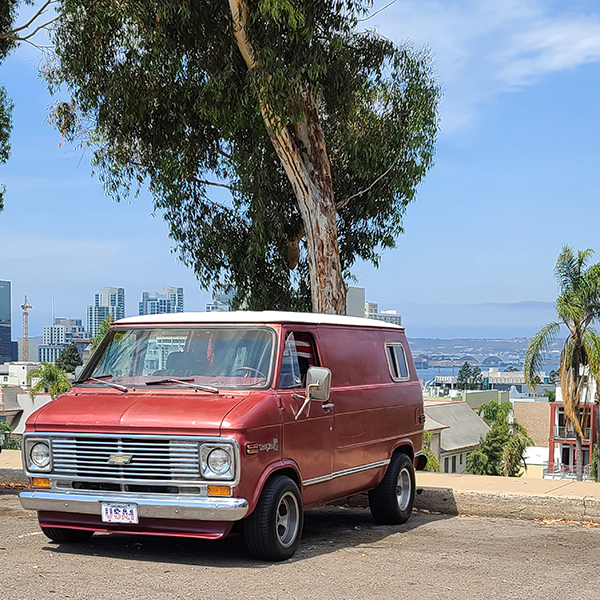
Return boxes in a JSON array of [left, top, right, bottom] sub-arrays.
[[1, 489, 599, 600]]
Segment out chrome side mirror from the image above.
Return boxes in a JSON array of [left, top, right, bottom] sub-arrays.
[[294, 367, 332, 420]]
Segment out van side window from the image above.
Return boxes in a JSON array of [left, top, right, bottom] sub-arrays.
[[386, 343, 409, 380], [279, 332, 318, 389]]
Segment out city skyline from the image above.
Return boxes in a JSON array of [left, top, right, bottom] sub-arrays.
[[1, 1, 599, 339]]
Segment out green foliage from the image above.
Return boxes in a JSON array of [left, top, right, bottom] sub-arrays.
[[55, 342, 83, 373], [457, 362, 485, 390], [91, 314, 113, 350], [47, 0, 440, 309], [478, 399, 512, 427], [422, 429, 440, 472], [0, 420, 21, 450], [467, 404, 533, 477], [591, 444, 598, 482], [524, 246, 600, 481], [467, 423, 510, 476], [543, 389, 556, 402], [547, 369, 559, 385], [503, 365, 519, 372], [28, 362, 72, 400]]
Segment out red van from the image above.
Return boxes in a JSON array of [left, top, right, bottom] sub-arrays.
[[20, 312, 426, 560]]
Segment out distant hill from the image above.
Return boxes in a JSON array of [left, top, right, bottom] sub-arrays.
[[389, 301, 559, 339]]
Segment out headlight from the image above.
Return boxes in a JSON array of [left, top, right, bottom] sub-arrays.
[[200, 444, 235, 480], [207, 449, 231, 475], [29, 441, 51, 471]]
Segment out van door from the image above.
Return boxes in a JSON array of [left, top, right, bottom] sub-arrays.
[[277, 329, 335, 506]]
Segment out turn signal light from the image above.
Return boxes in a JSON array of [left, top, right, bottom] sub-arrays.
[[207, 485, 231, 497], [31, 477, 50, 488]]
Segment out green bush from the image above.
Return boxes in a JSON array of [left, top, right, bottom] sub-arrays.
[[0, 421, 21, 450]]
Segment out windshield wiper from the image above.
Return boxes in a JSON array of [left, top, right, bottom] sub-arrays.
[[145, 378, 219, 393], [77, 376, 128, 393]]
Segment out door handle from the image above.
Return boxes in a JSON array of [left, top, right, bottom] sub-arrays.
[[322, 403, 334, 410]]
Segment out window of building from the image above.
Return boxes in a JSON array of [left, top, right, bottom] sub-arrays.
[[452, 455, 457, 473], [385, 343, 409, 380], [459, 454, 463, 465], [444, 457, 449, 473]]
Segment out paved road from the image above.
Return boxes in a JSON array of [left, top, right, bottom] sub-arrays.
[[1, 489, 599, 600]]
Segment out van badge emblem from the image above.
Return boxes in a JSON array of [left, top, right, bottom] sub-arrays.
[[108, 454, 133, 465], [258, 439, 279, 452]]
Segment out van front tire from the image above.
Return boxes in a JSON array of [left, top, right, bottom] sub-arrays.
[[41, 526, 94, 543], [244, 475, 303, 561], [369, 452, 415, 524]]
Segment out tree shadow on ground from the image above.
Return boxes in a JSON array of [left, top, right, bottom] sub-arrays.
[[43, 504, 455, 568]]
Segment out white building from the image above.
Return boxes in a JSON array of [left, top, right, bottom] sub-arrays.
[[139, 287, 185, 315]]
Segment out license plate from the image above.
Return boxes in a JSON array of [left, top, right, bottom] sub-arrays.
[[101, 502, 139, 524]]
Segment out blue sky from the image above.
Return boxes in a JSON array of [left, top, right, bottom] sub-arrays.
[[1, 0, 599, 338]]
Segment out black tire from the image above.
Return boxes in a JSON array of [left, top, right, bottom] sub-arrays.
[[369, 452, 415, 525], [41, 526, 94, 543], [244, 475, 303, 561]]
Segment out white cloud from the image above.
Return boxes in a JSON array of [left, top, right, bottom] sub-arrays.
[[369, 0, 600, 132]]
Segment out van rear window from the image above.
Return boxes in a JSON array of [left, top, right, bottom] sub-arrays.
[[386, 343, 409, 380]]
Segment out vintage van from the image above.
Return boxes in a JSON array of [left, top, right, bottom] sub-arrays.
[[20, 311, 426, 561]]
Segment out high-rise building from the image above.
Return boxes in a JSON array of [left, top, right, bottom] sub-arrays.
[[87, 287, 125, 338], [206, 290, 235, 312], [139, 287, 185, 315], [0, 280, 11, 364], [161, 286, 184, 313]]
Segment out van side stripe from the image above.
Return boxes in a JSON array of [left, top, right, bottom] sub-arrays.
[[302, 459, 390, 487]]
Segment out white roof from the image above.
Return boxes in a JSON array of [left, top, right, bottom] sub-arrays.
[[116, 310, 404, 330]]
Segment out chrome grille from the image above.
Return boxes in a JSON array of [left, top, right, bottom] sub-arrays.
[[50, 436, 200, 484]]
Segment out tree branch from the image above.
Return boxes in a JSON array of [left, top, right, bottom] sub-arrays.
[[358, 0, 398, 23], [336, 159, 397, 210], [0, 0, 56, 40]]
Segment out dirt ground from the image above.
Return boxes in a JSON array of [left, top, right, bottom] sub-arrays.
[[1, 489, 599, 600]]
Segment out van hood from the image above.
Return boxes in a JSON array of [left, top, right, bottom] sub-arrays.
[[27, 386, 249, 436]]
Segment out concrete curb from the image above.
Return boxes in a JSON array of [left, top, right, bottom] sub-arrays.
[[0, 468, 28, 486], [414, 487, 600, 523]]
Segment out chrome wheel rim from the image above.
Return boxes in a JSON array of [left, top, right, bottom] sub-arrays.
[[396, 467, 412, 511], [276, 491, 300, 548]]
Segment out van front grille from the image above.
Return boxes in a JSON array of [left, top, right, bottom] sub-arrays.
[[50, 436, 200, 484]]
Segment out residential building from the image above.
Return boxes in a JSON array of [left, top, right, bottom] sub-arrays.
[[38, 318, 87, 364], [87, 287, 125, 338], [545, 391, 597, 481], [424, 400, 490, 474], [0, 280, 11, 364], [365, 300, 402, 326], [139, 287, 184, 315]]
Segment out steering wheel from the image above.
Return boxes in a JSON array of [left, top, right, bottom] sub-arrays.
[[232, 366, 267, 379]]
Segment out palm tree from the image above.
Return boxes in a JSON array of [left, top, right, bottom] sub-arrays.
[[524, 246, 600, 481], [28, 362, 72, 400]]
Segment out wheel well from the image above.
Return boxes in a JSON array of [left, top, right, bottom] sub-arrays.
[[394, 444, 414, 461], [266, 467, 300, 489]]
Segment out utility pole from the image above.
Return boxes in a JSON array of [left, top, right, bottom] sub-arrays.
[[21, 295, 33, 361]]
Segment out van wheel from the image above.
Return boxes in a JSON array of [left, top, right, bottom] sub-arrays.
[[244, 475, 303, 561], [369, 452, 415, 525], [41, 526, 94, 543]]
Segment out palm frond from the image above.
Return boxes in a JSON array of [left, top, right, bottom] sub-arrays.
[[524, 322, 560, 390]]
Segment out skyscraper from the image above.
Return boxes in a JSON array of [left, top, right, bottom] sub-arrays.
[[0, 280, 11, 363], [87, 287, 125, 338], [139, 287, 185, 315]]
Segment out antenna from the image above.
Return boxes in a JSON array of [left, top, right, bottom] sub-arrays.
[[21, 295, 33, 361]]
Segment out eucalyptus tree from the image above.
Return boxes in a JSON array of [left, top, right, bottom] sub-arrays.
[[48, 0, 440, 313], [524, 246, 600, 481]]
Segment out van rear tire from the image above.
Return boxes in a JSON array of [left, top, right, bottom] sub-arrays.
[[244, 475, 303, 561], [369, 452, 415, 524], [41, 526, 94, 543]]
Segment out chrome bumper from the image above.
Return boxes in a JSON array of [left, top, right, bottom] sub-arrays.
[[20, 490, 249, 521]]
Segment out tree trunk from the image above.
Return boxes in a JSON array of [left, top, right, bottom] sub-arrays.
[[575, 435, 583, 482], [228, 0, 347, 315]]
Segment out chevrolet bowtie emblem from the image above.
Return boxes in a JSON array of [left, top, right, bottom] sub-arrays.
[[108, 454, 133, 465]]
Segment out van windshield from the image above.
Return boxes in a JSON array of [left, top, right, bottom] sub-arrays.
[[80, 327, 275, 390]]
